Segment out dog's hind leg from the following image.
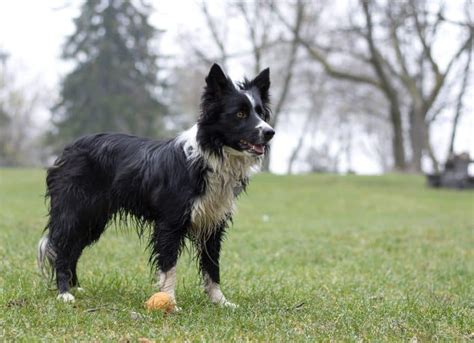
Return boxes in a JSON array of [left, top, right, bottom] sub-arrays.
[[71, 212, 110, 292], [37, 232, 80, 302], [45, 147, 112, 302], [53, 222, 109, 301], [47, 197, 110, 302]]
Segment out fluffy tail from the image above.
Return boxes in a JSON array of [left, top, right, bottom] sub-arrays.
[[37, 235, 56, 281]]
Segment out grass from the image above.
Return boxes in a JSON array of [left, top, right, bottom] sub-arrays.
[[0, 169, 473, 341]]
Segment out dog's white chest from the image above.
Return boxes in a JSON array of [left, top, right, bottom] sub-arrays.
[[189, 150, 258, 239], [190, 169, 238, 234], [177, 125, 260, 238]]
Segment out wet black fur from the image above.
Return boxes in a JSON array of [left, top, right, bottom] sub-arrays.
[[42, 64, 273, 297]]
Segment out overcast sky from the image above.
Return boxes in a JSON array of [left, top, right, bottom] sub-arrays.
[[0, 0, 472, 174]]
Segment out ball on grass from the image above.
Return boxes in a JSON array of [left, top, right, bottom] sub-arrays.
[[144, 292, 174, 313]]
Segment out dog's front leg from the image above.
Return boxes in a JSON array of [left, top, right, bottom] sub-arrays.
[[199, 227, 237, 308], [158, 266, 177, 301], [151, 222, 186, 311]]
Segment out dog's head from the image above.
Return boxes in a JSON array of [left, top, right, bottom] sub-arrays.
[[197, 64, 274, 157]]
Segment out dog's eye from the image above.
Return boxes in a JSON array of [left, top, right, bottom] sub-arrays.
[[236, 111, 247, 119]]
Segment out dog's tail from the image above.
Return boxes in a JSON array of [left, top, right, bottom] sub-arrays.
[[37, 235, 56, 281]]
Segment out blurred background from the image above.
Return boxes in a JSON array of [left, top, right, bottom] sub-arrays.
[[0, 0, 472, 175]]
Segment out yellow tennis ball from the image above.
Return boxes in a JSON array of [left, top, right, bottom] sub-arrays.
[[144, 292, 174, 313]]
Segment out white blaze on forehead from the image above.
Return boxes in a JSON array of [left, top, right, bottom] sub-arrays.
[[244, 92, 256, 107], [244, 91, 273, 131]]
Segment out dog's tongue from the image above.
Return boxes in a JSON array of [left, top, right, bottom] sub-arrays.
[[252, 144, 264, 155]]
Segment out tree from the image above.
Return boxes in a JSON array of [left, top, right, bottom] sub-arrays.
[[286, 70, 328, 174], [275, 0, 473, 172], [0, 50, 44, 166], [447, 37, 472, 158], [51, 0, 166, 146]]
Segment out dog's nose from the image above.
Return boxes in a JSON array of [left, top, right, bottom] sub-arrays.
[[263, 127, 275, 142]]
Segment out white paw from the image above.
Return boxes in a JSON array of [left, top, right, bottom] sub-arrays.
[[57, 292, 75, 303], [170, 297, 181, 312], [221, 300, 238, 309], [76, 287, 85, 293]]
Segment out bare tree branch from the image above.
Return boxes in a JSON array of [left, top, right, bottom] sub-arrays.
[[438, 13, 474, 29], [361, 0, 407, 170], [200, 2, 228, 67], [361, 1, 396, 97], [423, 31, 473, 113], [272, 1, 381, 88], [309, 42, 372, 64], [287, 75, 327, 174], [448, 42, 472, 155], [236, 2, 271, 75], [410, 0, 442, 79], [189, 45, 214, 65], [387, 6, 422, 103], [187, 34, 285, 67], [270, 0, 304, 127], [238, 3, 259, 73]]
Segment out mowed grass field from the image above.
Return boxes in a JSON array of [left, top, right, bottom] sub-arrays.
[[0, 169, 473, 341]]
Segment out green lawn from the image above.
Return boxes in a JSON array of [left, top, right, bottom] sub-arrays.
[[0, 169, 473, 341]]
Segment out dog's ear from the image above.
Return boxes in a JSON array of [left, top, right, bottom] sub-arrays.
[[205, 64, 233, 96], [250, 68, 270, 102]]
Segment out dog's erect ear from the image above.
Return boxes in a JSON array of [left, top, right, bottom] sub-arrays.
[[205, 64, 233, 95], [251, 68, 270, 101]]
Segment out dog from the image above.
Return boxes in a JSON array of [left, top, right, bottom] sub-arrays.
[[37, 64, 274, 309]]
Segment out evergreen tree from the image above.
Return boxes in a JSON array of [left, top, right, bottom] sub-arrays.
[[51, 0, 166, 145]]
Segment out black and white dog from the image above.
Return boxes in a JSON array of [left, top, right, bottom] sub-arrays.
[[37, 64, 274, 309]]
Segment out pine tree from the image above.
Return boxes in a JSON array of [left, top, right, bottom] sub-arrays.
[[51, 0, 166, 145]]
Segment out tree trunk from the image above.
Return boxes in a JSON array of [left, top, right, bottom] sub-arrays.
[[448, 108, 462, 157], [389, 103, 406, 171], [424, 128, 440, 173], [408, 106, 424, 173], [262, 153, 271, 172], [361, 1, 406, 172], [409, 105, 440, 173]]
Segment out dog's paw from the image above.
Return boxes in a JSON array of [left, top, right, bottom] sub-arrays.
[[221, 300, 238, 309], [57, 292, 75, 303], [76, 287, 85, 293], [170, 298, 181, 313]]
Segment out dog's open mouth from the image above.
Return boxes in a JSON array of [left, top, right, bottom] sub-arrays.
[[239, 139, 265, 155]]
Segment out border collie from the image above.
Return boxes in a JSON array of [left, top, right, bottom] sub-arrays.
[[37, 64, 274, 309]]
